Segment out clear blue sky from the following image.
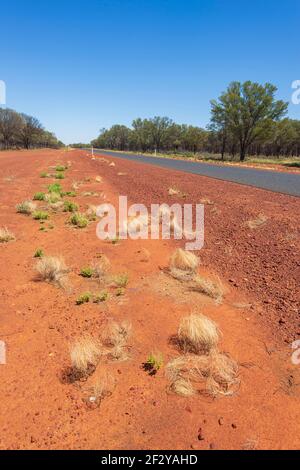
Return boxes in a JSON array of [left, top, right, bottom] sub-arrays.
[[1, 0, 299, 144]]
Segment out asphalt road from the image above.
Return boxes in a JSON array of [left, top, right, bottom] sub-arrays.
[[91, 149, 300, 197]]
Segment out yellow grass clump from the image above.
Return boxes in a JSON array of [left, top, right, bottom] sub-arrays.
[[93, 255, 111, 279], [0, 227, 15, 243], [169, 248, 199, 273], [190, 275, 223, 303], [70, 335, 101, 374], [36, 256, 69, 287], [166, 351, 239, 398], [16, 200, 37, 215], [100, 320, 132, 362], [178, 313, 220, 355]]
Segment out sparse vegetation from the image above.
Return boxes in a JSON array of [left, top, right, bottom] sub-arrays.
[[70, 335, 101, 375], [33, 192, 46, 201], [93, 255, 111, 279], [45, 192, 61, 204], [34, 248, 44, 258], [94, 290, 109, 303], [63, 200, 78, 213], [16, 200, 37, 215], [40, 172, 49, 178], [76, 292, 92, 305], [246, 213, 268, 230], [190, 275, 223, 303], [55, 165, 66, 172], [86, 205, 97, 221], [83, 372, 115, 407], [112, 273, 129, 288], [144, 352, 164, 375], [0, 227, 15, 243], [100, 320, 131, 362], [80, 267, 94, 278], [116, 288, 125, 297], [33, 210, 49, 220], [70, 213, 88, 228], [36, 256, 69, 287], [48, 183, 62, 193], [170, 249, 199, 273], [55, 173, 65, 180], [178, 313, 220, 355]]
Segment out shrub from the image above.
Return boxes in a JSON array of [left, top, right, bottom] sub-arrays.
[[34, 249, 44, 258], [16, 200, 36, 215], [93, 255, 111, 279], [112, 273, 129, 288], [33, 192, 46, 201], [40, 172, 49, 178], [94, 290, 109, 303], [55, 165, 66, 172], [36, 256, 69, 287], [76, 293, 92, 305], [33, 211, 49, 221], [61, 191, 76, 197], [48, 183, 62, 193], [45, 193, 61, 204], [100, 320, 131, 362], [80, 267, 94, 278], [86, 205, 97, 221], [55, 173, 65, 180], [63, 201, 78, 213], [70, 213, 88, 228], [0, 227, 15, 243], [178, 313, 220, 355], [190, 275, 223, 303]]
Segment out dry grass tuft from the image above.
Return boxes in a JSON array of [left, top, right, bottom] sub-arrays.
[[178, 313, 220, 355], [83, 371, 116, 407], [70, 335, 101, 375], [95, 176, 102, 183], [169, 249, 199, 273], [190, 275, 223, 303], [36, 256, 69, 287], [100, 320, 132, 362], [0, 227, 15, 243], [86, 205, 98, 221], [246, 213, 268, 230], [166, 351, 239, 398], [93, 255, 111, 279], [16, 200, 37, 215]]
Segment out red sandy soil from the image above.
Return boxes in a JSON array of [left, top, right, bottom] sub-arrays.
[[0, 148, 299, 450]]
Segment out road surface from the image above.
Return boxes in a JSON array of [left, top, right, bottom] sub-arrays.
[[91, 149, 300, 197]]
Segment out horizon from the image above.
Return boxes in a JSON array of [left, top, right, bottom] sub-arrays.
[[1, 0, 300, 144]]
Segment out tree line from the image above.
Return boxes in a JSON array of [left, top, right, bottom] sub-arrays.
[[0, 108, 63, 150], [91, 81, 300, 161]]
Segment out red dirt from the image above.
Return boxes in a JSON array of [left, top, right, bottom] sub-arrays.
[[0, 148, 299, 450]]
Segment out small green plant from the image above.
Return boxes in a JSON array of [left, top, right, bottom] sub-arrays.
[[113, 273, 129, 288], [63, 200, 78, 213], [76, 293, 92, 305], [39, 226, 47, 232], [116, 288, 125, 297], [94, 290, 109, 303], [144, 353, 164, 375], [33, 192, 46, 201], [55, 165, 66, 172], [70, 213, 88, 228], [40, 172, 49, 178], [34, 249, 44, 258], [55, 173, 65, 180], [0, 227, 15, 243], [33, 211, 49, 221], [80, 267, 94, 278], [48, 183, 62, 193]]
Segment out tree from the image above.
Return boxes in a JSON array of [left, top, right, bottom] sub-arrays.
[[19, 114, 43, 149], [0, 108, 23, 149], [210, 81, 288, 161]]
